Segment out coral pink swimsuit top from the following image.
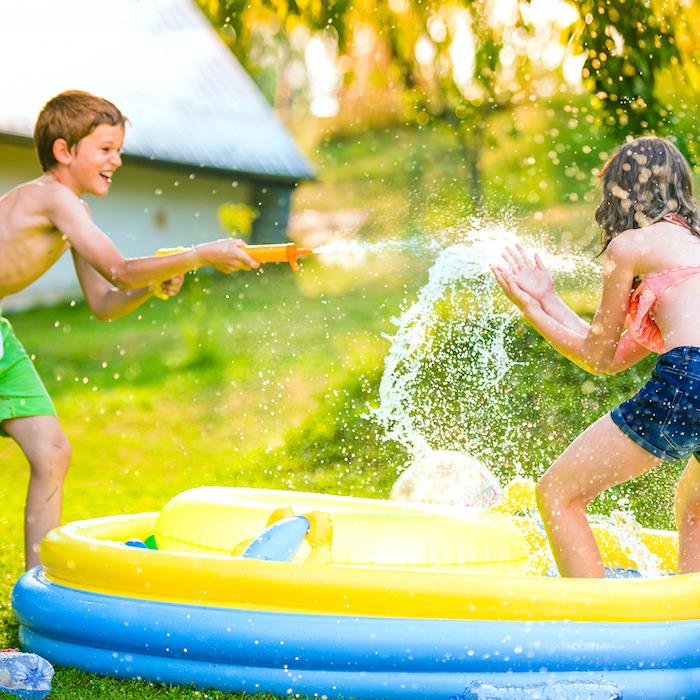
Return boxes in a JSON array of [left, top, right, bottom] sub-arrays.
[[626, 213, 700, 353]]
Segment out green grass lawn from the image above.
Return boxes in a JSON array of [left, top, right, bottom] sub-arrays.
[[0, 116, 689, 698], [0, 254, 425, 699]]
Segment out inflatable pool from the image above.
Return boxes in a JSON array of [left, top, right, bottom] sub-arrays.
[[11, 486, 700, 699]]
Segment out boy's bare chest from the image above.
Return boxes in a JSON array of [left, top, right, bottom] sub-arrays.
[[0, 223, 69, 297]]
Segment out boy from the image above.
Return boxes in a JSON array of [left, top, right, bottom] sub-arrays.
[[0, 90, 259, 569]]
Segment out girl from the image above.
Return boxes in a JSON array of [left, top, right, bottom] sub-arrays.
[[492, 136, 700, 578]]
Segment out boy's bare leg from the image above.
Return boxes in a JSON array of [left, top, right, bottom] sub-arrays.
[[3, 415, 71, 570], [536, 413, 661, 578], [675, 456, 700, 573]]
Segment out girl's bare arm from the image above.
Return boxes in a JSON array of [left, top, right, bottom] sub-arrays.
[[493, 234, 639, 375], [538, 291, 591, 335], [607, 329, 652, 373]]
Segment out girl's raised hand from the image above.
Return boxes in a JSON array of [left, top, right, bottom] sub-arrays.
[[501, 243, 554, 303], [491, 263, 539, 314]]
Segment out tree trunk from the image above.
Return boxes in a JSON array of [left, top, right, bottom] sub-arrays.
[[466, 122, 483, 205], [459, 121, 483, 206], [448, 112, 484, 207]]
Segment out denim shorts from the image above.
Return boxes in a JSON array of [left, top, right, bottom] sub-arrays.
[[610, 346, 700, 461]]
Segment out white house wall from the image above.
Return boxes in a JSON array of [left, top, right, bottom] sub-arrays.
[[0, 141, 253, 310]]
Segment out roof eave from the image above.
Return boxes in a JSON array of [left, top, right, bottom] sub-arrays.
[[0, 132, 317, 186]]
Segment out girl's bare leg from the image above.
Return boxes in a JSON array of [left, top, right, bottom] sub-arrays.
[[3, 415, 71, 570], [536, 413, 661, 578], [675, 456, 700, 573]]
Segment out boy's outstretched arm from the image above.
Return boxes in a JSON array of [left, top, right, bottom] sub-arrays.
[[44, 186, 258, 289], [71, 250, 183, 320]]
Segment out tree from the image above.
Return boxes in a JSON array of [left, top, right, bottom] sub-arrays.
[[198, 0, 579, 206], [197, 0, 698, 197], [564, 0, 680, 140]]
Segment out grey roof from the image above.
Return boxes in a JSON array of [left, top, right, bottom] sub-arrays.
[[0, 0, 314, 182]]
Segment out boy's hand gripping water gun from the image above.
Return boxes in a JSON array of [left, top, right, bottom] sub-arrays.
[[151, 243, 315, 299]]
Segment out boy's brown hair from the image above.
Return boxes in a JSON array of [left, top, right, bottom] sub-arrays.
[[34, 90, 127, 172]]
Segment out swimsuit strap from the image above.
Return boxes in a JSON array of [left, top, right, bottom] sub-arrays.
[[661, 212, 700, 234], [656, 265, 700, 294]]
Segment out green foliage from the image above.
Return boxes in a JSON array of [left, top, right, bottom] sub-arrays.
[[198, 0, 700, 186], [218, 203, 259, 239], [568, 0, 680, 138], [249, 368, 410, 496], [306, 95, 616, 239]]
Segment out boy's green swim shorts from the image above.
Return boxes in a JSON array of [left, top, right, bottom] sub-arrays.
[[0, 317, 56, 436]]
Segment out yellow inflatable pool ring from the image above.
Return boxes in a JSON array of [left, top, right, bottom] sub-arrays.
[[155, 487, 530, 571]]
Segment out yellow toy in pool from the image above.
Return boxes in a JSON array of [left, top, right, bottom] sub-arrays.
[[154, 487, 531, 573]]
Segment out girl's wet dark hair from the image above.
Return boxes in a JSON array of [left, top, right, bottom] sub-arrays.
[[595, 136, 700, 253]]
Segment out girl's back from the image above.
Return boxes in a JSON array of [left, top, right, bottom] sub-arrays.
[[622, 219, 700, 351]]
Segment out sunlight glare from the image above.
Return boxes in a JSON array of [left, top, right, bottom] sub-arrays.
[[415, 36, 437, 66], [449, 11, 475, 90], [305, 37, 341, 118]]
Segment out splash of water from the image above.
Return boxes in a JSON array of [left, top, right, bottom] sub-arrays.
[[590, 509, 665, 578], [313, 235, 441, 268], [369, 223, 584, 463], [520, 505, 665, 579], [365, 223, 667, 577]]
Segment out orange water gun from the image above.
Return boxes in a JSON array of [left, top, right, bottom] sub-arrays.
[[242, 243, 314, 271], [152, 243, 314, 299]]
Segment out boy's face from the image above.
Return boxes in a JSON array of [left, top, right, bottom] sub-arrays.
[[67, 123, 125, 196]]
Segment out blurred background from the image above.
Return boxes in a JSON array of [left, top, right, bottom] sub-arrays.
[[2, 2, 700, 694], [197, 0, 700, 247]]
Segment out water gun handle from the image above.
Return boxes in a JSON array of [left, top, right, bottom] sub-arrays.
[[243, 243, 313, 271], [152, 247, 189, 300]]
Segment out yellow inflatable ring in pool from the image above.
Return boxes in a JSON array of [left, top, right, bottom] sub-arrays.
[[154, 486, 530, 570], [33, 486, 692, 623]]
